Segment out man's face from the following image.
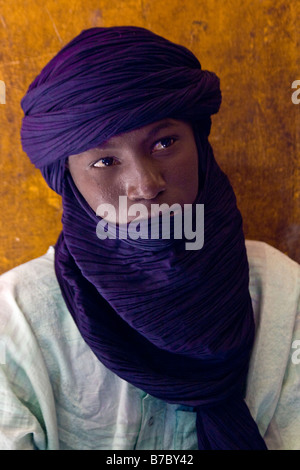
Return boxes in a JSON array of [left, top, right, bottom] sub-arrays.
[[68, 118, 199, 223]]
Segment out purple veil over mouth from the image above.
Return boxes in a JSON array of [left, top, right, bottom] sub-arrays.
[[20, 26, 267, 450]]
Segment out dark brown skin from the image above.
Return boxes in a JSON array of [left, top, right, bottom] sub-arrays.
[[68, 118, 199, 223]]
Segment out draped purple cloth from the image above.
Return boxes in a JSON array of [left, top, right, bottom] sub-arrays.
[[20, 26, 267, 450]]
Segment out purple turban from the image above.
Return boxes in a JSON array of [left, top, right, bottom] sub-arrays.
[[20, 26, 267, 450], [21, 26, 219, 193]]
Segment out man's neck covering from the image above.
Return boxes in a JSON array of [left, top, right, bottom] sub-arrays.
[[20, 26, 267, 450]]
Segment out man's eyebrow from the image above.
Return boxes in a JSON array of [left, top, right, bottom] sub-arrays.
[[145, 121, 179, 140], [95, 120, 178, 150]]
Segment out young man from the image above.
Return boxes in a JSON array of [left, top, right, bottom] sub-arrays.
[[0, 26, 299, 450]]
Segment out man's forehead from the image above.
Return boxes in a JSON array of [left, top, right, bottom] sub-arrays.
[[95, 118, 182, 150]]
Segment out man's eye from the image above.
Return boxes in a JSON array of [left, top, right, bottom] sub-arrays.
[[93, 157, 117, 168], [152, 137, 176, 152]]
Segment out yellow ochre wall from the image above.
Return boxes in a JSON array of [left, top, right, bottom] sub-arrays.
[[0, 0, 299, 273]]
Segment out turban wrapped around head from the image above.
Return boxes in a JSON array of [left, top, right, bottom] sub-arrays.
[[21, 26, 220, 194], [20, 26, 267, 450]]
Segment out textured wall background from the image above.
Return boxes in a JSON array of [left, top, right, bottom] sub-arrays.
[[0, 0, 299, 273]]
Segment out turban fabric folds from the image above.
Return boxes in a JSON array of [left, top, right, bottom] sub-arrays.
[[20, 26, 267, 450], [21, 27, 218, 193]]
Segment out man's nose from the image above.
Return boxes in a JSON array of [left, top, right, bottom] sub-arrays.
[[126, 159, 166, 201]]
